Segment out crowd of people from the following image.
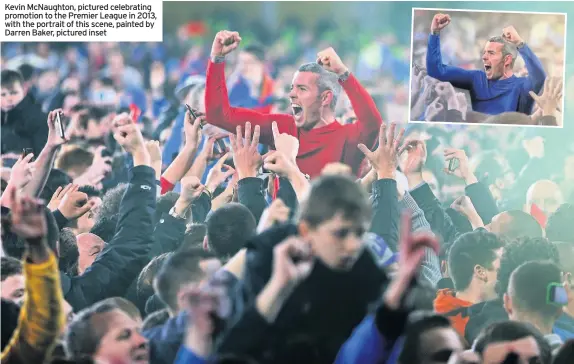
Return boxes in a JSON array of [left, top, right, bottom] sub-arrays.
[[410, 11, 565, 126], [1, 8, 574, 364]]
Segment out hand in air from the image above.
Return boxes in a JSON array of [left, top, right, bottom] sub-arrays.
[[230, 122, 262, 179], [529, 77, 563, 118], [316, 47, 348, 76], [358, 122, 406, 179], [502, 25, 523, 45], [211, 30, 242, 58], [431, 13, 451, 33]]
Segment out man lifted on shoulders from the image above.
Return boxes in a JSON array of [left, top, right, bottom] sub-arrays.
[[426, 13, 546, 116], [204, 30, 383, 178]]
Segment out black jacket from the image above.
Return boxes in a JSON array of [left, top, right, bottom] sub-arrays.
[[125, 209, 188, 315], [370, 179, 399, 251], [60, 166, 156, 312], [1, 94, 48, 155], [237, 177, 267, 223], [410, 181, 499, 246], [463, 299, 507, 344], [215, 223, 389, 364]]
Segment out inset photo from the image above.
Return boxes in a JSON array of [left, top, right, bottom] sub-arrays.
[[409, 8, 566, 127]]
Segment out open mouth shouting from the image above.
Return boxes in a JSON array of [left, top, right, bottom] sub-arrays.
[[292, 103, 303, 121], [484, 64, 492, 75]]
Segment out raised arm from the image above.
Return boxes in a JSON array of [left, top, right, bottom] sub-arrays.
[[315, 47, 383, 145], [501, 26, 546, 96], [160, 110, 202, 193], [23, 109, 68, 198], [1, 191, 65, 364], [426, 13, 478, 89], [63, 116, 156, 311], [205, 30, 295, 146]]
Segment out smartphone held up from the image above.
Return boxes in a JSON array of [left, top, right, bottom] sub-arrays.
[[55, 111, 66, 139]]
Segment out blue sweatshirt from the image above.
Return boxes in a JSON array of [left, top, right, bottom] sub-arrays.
[[334, 314, 404, 364], [426, 34, 546, 115]]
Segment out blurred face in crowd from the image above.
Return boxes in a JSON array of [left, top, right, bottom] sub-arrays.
[[1, 82, 25, 111], [289, 71, 327, 128], [89, 79, 118, 107], [62, 76, 81, 93], [77, 233, 105, 275], [62, 93, 81, 114], [64, 47, 79, 63], [482, 41, 510, 80], [238, 51, 263, 80], [109, 51, 125, 75], [418, 326, 465, 364], [37, 43, 50, 57], [486, 212, 512, 235], [300, 212, 366, 271], [37, 70, 59, 95], [526, 180, 563, 216], [84, 117, 107, 140], [76, 196, 102, 234], [481, 336, 541, 364], [0, 273, 25, 305], [93, 309, 149, 364]]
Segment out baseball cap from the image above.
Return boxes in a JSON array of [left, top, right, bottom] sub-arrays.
[[174, 74, 206, 101]]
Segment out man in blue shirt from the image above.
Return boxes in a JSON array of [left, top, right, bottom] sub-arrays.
[[426, 13, 546, 116]]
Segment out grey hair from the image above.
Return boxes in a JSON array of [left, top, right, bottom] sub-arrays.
[[488, 36, 518, 68], [297, 62, 341, 110]]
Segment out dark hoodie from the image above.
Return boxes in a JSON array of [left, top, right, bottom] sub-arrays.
[[215, 223, 389, 364], [1, 94, 48, 155]]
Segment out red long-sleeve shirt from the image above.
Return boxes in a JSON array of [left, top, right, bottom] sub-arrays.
[[205, 60, 383, 178]]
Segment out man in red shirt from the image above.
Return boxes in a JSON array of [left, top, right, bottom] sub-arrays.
[[205, 30, 383, 178]]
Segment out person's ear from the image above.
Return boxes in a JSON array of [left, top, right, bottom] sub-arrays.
[[503, 293, 513, 315], [298, 221, 310, 238], [321, 90, 333, 108], [504, 54, 513, 68], [475, 264, 487, 282], [441, 260, 449, 277], [203, 235, 209, 251]]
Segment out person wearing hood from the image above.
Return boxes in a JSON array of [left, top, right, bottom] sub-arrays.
[[1, 69, 48, 157], [434, 229, 504, 338]]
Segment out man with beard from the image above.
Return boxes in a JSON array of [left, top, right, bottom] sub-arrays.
[[426, 13, 546, 115], [1, 69, 48, 156], [204, 30, 383, 178]]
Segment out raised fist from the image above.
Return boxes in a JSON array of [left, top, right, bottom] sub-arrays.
[[316, 47, 348, 76], [211, 30, 242, 58], [502, 25, 523, 45], [431, 13, 451, 33]]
